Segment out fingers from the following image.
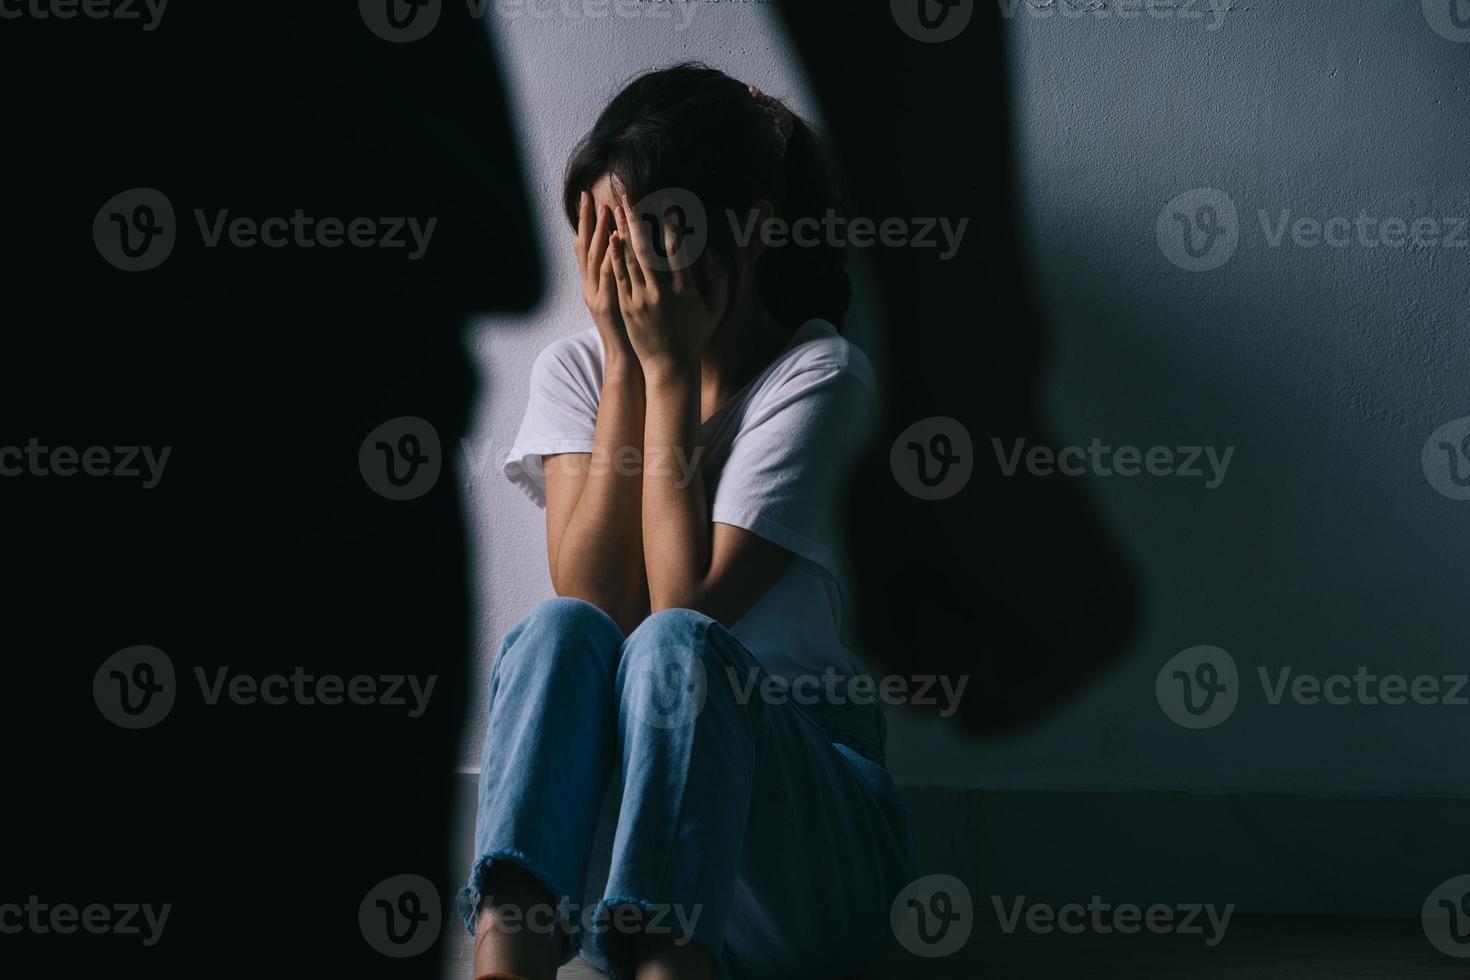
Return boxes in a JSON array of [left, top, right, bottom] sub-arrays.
[[587, 203, 614, 286], [575, 190, 594, 276], [599, 242, 619, 300], [663, 213, 686, 292], [610, 202, 644, 292], [608, 229, 633, 304], [616, 192, 660, 288]]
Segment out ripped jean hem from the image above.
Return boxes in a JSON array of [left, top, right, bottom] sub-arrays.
[[457, 849, 582, 966]]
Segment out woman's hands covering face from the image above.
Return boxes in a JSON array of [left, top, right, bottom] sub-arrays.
[[607, 184, 728, 373], [575, 190, 633, 358]]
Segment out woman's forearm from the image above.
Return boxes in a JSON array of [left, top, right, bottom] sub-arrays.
[[641, 358, 711, 611], [552, 351, 648, 629]]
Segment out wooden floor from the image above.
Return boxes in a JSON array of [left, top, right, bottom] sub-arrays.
[[442, 916, 1464, 978]]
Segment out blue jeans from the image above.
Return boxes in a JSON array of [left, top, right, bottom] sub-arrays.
[[460, 598, 916, 979]]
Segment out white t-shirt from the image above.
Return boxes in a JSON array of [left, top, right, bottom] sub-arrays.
[[504, 318, 876, 684]]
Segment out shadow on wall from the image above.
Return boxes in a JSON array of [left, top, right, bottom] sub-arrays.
[[776, 1, 1144, 735]]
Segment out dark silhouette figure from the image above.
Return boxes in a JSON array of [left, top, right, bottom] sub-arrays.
[[1, 6, 535, 977]]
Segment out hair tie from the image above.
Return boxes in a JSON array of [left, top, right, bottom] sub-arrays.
[[748, 84, 794, 158]]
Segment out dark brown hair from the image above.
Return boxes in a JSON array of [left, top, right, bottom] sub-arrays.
[[562, 62, 851, 330]]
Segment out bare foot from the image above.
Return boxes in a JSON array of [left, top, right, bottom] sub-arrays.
[[471, 864, 565, 980]]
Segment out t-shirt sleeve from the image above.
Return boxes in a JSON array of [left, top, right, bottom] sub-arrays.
[[502, 336, 601, 508], [709, 363, 876, 579]]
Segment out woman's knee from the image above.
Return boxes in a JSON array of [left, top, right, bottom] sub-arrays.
[[622, 607, 713, 653], [523, 595, 624, 637], [617, 609, 746, 729], [491, 596, 624, 695]]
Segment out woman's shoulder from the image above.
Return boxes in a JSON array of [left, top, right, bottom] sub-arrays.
[[529, 327, 604, 393], [533, 327, 602, 373], [764, 319, 877, 399]]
